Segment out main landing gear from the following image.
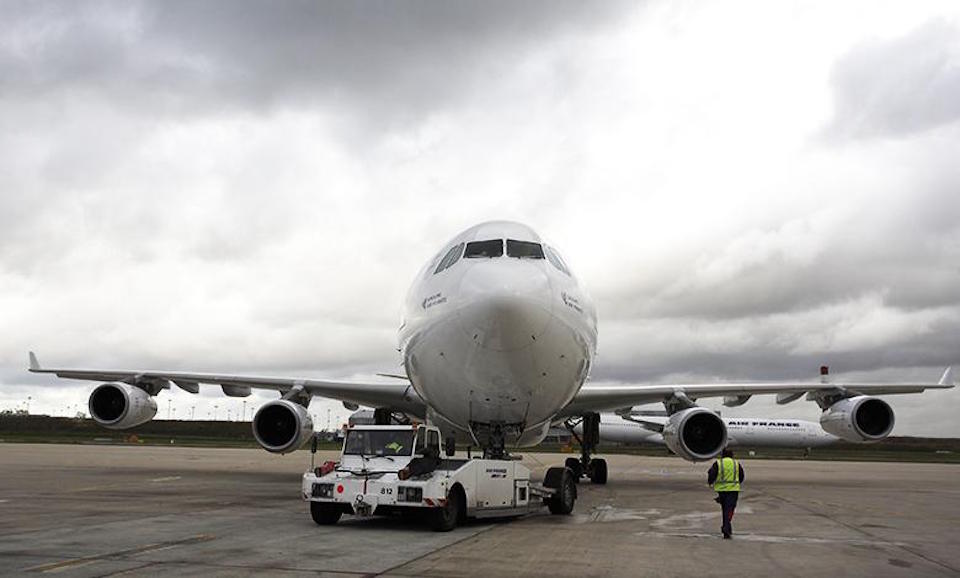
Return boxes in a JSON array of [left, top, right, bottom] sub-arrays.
[[564, 412, 608, 484]]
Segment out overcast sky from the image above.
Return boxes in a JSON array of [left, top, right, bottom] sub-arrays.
[[2, 1, 958, 436]]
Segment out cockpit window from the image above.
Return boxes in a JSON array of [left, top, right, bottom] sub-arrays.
[[544, 245, 570, 275], [506, 239, 544, 259], [464, 239, 503, 258], [434, 242, 464, 274]]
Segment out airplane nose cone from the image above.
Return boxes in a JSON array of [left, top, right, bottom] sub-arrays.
[[457, 260, 553, 351]]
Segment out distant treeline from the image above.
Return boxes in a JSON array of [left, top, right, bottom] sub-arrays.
[[0, 414, 255, 440], [1, 415, 958, 461]]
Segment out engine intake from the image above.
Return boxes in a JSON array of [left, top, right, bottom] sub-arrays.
[[88, 383, 158, 429], [820, 396, 894, 442], [252, 400, 314, 454], [662, 407, 727, 462]]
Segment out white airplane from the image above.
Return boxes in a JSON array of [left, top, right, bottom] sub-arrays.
[[29, 221, 954, 484], [587, 412, 839, 449]]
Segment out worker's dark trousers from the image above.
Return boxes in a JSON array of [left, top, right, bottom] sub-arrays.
[[718, 492, 739, 536]]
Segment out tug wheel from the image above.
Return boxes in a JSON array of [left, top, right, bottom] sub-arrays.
[[430, 487, 462, 532], [544, 466, 576, 515], [310, 502, 342, 525]]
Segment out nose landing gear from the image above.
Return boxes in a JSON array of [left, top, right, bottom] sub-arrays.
[[373, 407, 411, 425], [564, 412, 608, 484]]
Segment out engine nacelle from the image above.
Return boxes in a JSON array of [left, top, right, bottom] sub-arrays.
[[252, 400, 314, 454], [662, 407, 727, 462], [88, 383, 158, 429], [820, 396, 894, 442]]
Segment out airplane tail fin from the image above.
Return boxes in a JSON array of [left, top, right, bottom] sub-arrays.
[[28, 351, 40, 372], [939, 366, 954, 386]]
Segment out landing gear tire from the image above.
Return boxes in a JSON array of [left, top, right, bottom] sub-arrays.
[[564, 412, 601, 486], [543, 466, 577, 515], [430, 488, 461, 532], [589, 458, 608, 485], [310, 502, 342, 525]]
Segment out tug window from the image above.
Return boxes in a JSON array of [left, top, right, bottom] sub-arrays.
[[433, 242, 464, 274], [415, 426, 428, 454], [464, 239, 503, 258], [506, 239, 544, 259], [344, 429, 415, 457], [427, 430, 440, 455], [415, 427, 442, 457]]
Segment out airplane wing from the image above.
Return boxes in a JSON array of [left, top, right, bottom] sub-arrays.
[[616, 412, 668, 433], [28, 352, 426, 417], [560, 367, 955, 417]]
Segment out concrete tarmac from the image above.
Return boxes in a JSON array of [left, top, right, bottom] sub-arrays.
[[0, 444, 957, 577]]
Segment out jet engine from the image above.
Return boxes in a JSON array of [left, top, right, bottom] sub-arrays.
[[819, 396, 894, 442], [252, 400, 314, 454], [88, 383, 158, 429], [662, 407, 727, 462]]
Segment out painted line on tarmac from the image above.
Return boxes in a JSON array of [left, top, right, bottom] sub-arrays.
[[39, 559, 98, 574], [69, 482, 138, 493], [149, 476, 182, 483], [68, 475, 182, 493], [633, 530, 908, 547], [24, 534, 216, 573]]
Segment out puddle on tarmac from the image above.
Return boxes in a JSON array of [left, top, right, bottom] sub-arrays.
[[632, 530, 907, 547], [571, 504, 756, 527], [650, 505, 754, 530]]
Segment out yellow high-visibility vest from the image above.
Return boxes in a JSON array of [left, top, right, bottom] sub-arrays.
[[713, 457, 741, 492]]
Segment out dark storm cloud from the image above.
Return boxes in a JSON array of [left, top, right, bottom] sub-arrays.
[[0, 0, 635, 124], [826, 19, 960, 139], [598, 172, 960, 323], [0, 0, 636, 263], [2, 1, 958, 435], [591, 136, 960, 385], [594, 314, 960, 383]]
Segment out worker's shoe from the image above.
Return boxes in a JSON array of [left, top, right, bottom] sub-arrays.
[[722, 532, 731, 539]]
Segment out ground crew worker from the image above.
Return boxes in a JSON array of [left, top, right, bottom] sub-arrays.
[[385, 440, 404, 454], [707, 448, 744, 539]]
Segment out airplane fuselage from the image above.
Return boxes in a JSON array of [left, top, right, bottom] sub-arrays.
[[399, 221, 597, 446]]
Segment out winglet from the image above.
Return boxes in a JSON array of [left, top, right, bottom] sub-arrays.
[[28, 351, 40, 371], [939, 366, 954, 386]]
